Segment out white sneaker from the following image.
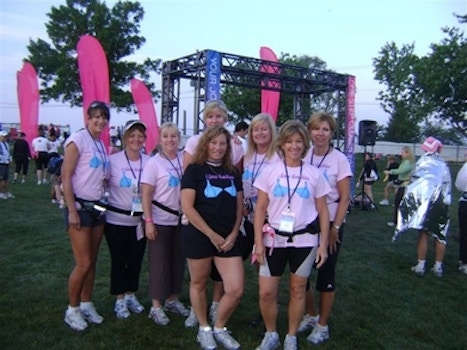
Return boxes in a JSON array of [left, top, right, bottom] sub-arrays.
[[0, 193, 6, 199], [431, 265, 443, 277], [64, 307, 88, 331], [6, 192, 14, 198], [213, 327, 241, 350], [379, 199, 389, 206], [411, 264, 425, 275], [37, 180, 41, 185], [80, 302, 104, 324], [283, 334, 297, 350], [114, 299, 130, 319], [197, 326, 217, 350], [307, 324, 329, 344], [387, 222, 395, 227], [125, 294, 144, 313], [184, 306, 198, 328], [256, 331, 280, 350], [164, 299, 190, 316], [148, 306, 170, 326], [297, 314, 319, 333]]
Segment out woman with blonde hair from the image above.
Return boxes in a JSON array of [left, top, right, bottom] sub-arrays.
[[242, 113, 280, 259], [385, 146, 415, 227], [141, 122, 190, 325], [253, 120, 330, 350]]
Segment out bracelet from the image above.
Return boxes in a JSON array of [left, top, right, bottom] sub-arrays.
[[144, 217, 153, 223], [333, 223, 341, 230]]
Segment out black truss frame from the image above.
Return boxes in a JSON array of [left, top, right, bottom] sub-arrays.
[[161, 50, 351, 138]]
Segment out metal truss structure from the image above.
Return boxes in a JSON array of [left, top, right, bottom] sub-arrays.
[[161, 50, 352, 138]]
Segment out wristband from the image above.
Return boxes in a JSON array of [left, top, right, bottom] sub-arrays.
[[144, 217, 153, 223], [333, 223, 341, 230]]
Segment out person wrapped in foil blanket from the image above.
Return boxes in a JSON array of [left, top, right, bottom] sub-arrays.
[[392, 140, 451, 244]]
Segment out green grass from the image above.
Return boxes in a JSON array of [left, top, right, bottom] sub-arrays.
[[0, 159, 466, 349]]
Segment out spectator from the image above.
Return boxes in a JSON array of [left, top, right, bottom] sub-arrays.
[[32, 128, 50, 185], [141, 122, 190, 325], [297, 112, 352, 345], [0, 130, 14, 199], [385, 147, 415, 227], [393, 136, 451, 277], [234, 120, 249, 153], [356, 152, 378, 208], [61, 101, 110, 331], [12, 132, 31, 184], [455, 152, 467, 275], [379, 155, 400, 206], [181, 126, 244, 350], [253, 120, 330, 350]]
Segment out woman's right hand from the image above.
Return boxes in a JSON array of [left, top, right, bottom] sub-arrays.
[[254, 243, 265, 265], [209, 233, 225, 252], [68, 210, 81, 230], [145, 222, 157, 241]]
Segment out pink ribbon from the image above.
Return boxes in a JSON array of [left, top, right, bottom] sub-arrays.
[[251, 223, 276, 264]]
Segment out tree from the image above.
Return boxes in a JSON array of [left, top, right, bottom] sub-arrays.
[[26, 0, 161, 110], [373, 43, 424, 142], [414, 19, 467, 137], [222, 53, 339, 126]]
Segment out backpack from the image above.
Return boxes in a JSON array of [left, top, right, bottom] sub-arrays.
[[47, 156, 63, 176]]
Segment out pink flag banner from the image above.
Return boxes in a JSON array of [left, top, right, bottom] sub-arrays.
[[77, 35, 110, 152], [259, 47, 281, 121], [130, 78, 159, 153], [16, 62, 39, 152]]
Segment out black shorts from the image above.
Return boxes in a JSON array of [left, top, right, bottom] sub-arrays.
[[260, 246, 317, 277], [35, 152, 49, 170], [313, 224, 344, 292], [63, 207, 105, 229], [0, 164, 9, 180], [181, 224, 242, 259]]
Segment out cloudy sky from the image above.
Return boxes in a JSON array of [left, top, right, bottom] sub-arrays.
[[0, 0, 465, 132]]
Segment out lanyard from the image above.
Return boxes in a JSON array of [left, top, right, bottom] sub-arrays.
[[284, 160, 302, 209], [310, 146, 331, 169], [160, 151, 183, 180], [86, 128, 107, 174], [250, 152, 266, 191], [124, 150, 142, 193]]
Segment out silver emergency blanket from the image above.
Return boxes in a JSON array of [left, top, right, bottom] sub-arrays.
[[392, 152, 451, 243]]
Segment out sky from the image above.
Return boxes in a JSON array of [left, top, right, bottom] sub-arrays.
[[0, 0, 465, 133]]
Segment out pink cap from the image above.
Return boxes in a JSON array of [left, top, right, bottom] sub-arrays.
[[421, 136, 443, 153]]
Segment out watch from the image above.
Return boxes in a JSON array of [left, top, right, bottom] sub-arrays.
[[333, 223, 341, 230]]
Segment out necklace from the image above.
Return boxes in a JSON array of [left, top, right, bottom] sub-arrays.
[[86, 128, 107, 174]]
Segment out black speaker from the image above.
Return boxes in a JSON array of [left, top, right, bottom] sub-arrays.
[[358, 120, 377, 146]]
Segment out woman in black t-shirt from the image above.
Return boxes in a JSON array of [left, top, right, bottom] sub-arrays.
[[181, 126, 244, 350]]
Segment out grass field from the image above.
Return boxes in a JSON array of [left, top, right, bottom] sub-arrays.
[[0, 159, 466, 350]]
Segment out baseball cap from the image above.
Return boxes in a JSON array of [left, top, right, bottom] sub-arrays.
[[124, 120, 147, 133]]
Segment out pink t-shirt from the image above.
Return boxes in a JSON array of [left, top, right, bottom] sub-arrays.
[[65, 129, 107, 201], [303, 147, 353, 220], [105, 150, 150, 226], [141, 151, 183, 226], [184, 133, 244, 166], [254, 162, 331, 248]]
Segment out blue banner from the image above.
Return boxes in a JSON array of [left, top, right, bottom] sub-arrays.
[[205, 50, 221, 101]]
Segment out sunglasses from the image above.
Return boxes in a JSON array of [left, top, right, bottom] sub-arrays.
[[89, 101, 109, 109]]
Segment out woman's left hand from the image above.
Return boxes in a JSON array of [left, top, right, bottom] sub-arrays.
[[329, 227, 340, 254], [315, 245, 328, 269], [219, 233, 236, 252]]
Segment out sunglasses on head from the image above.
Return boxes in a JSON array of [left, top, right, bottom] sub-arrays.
[[89, 101, 109, 109]]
